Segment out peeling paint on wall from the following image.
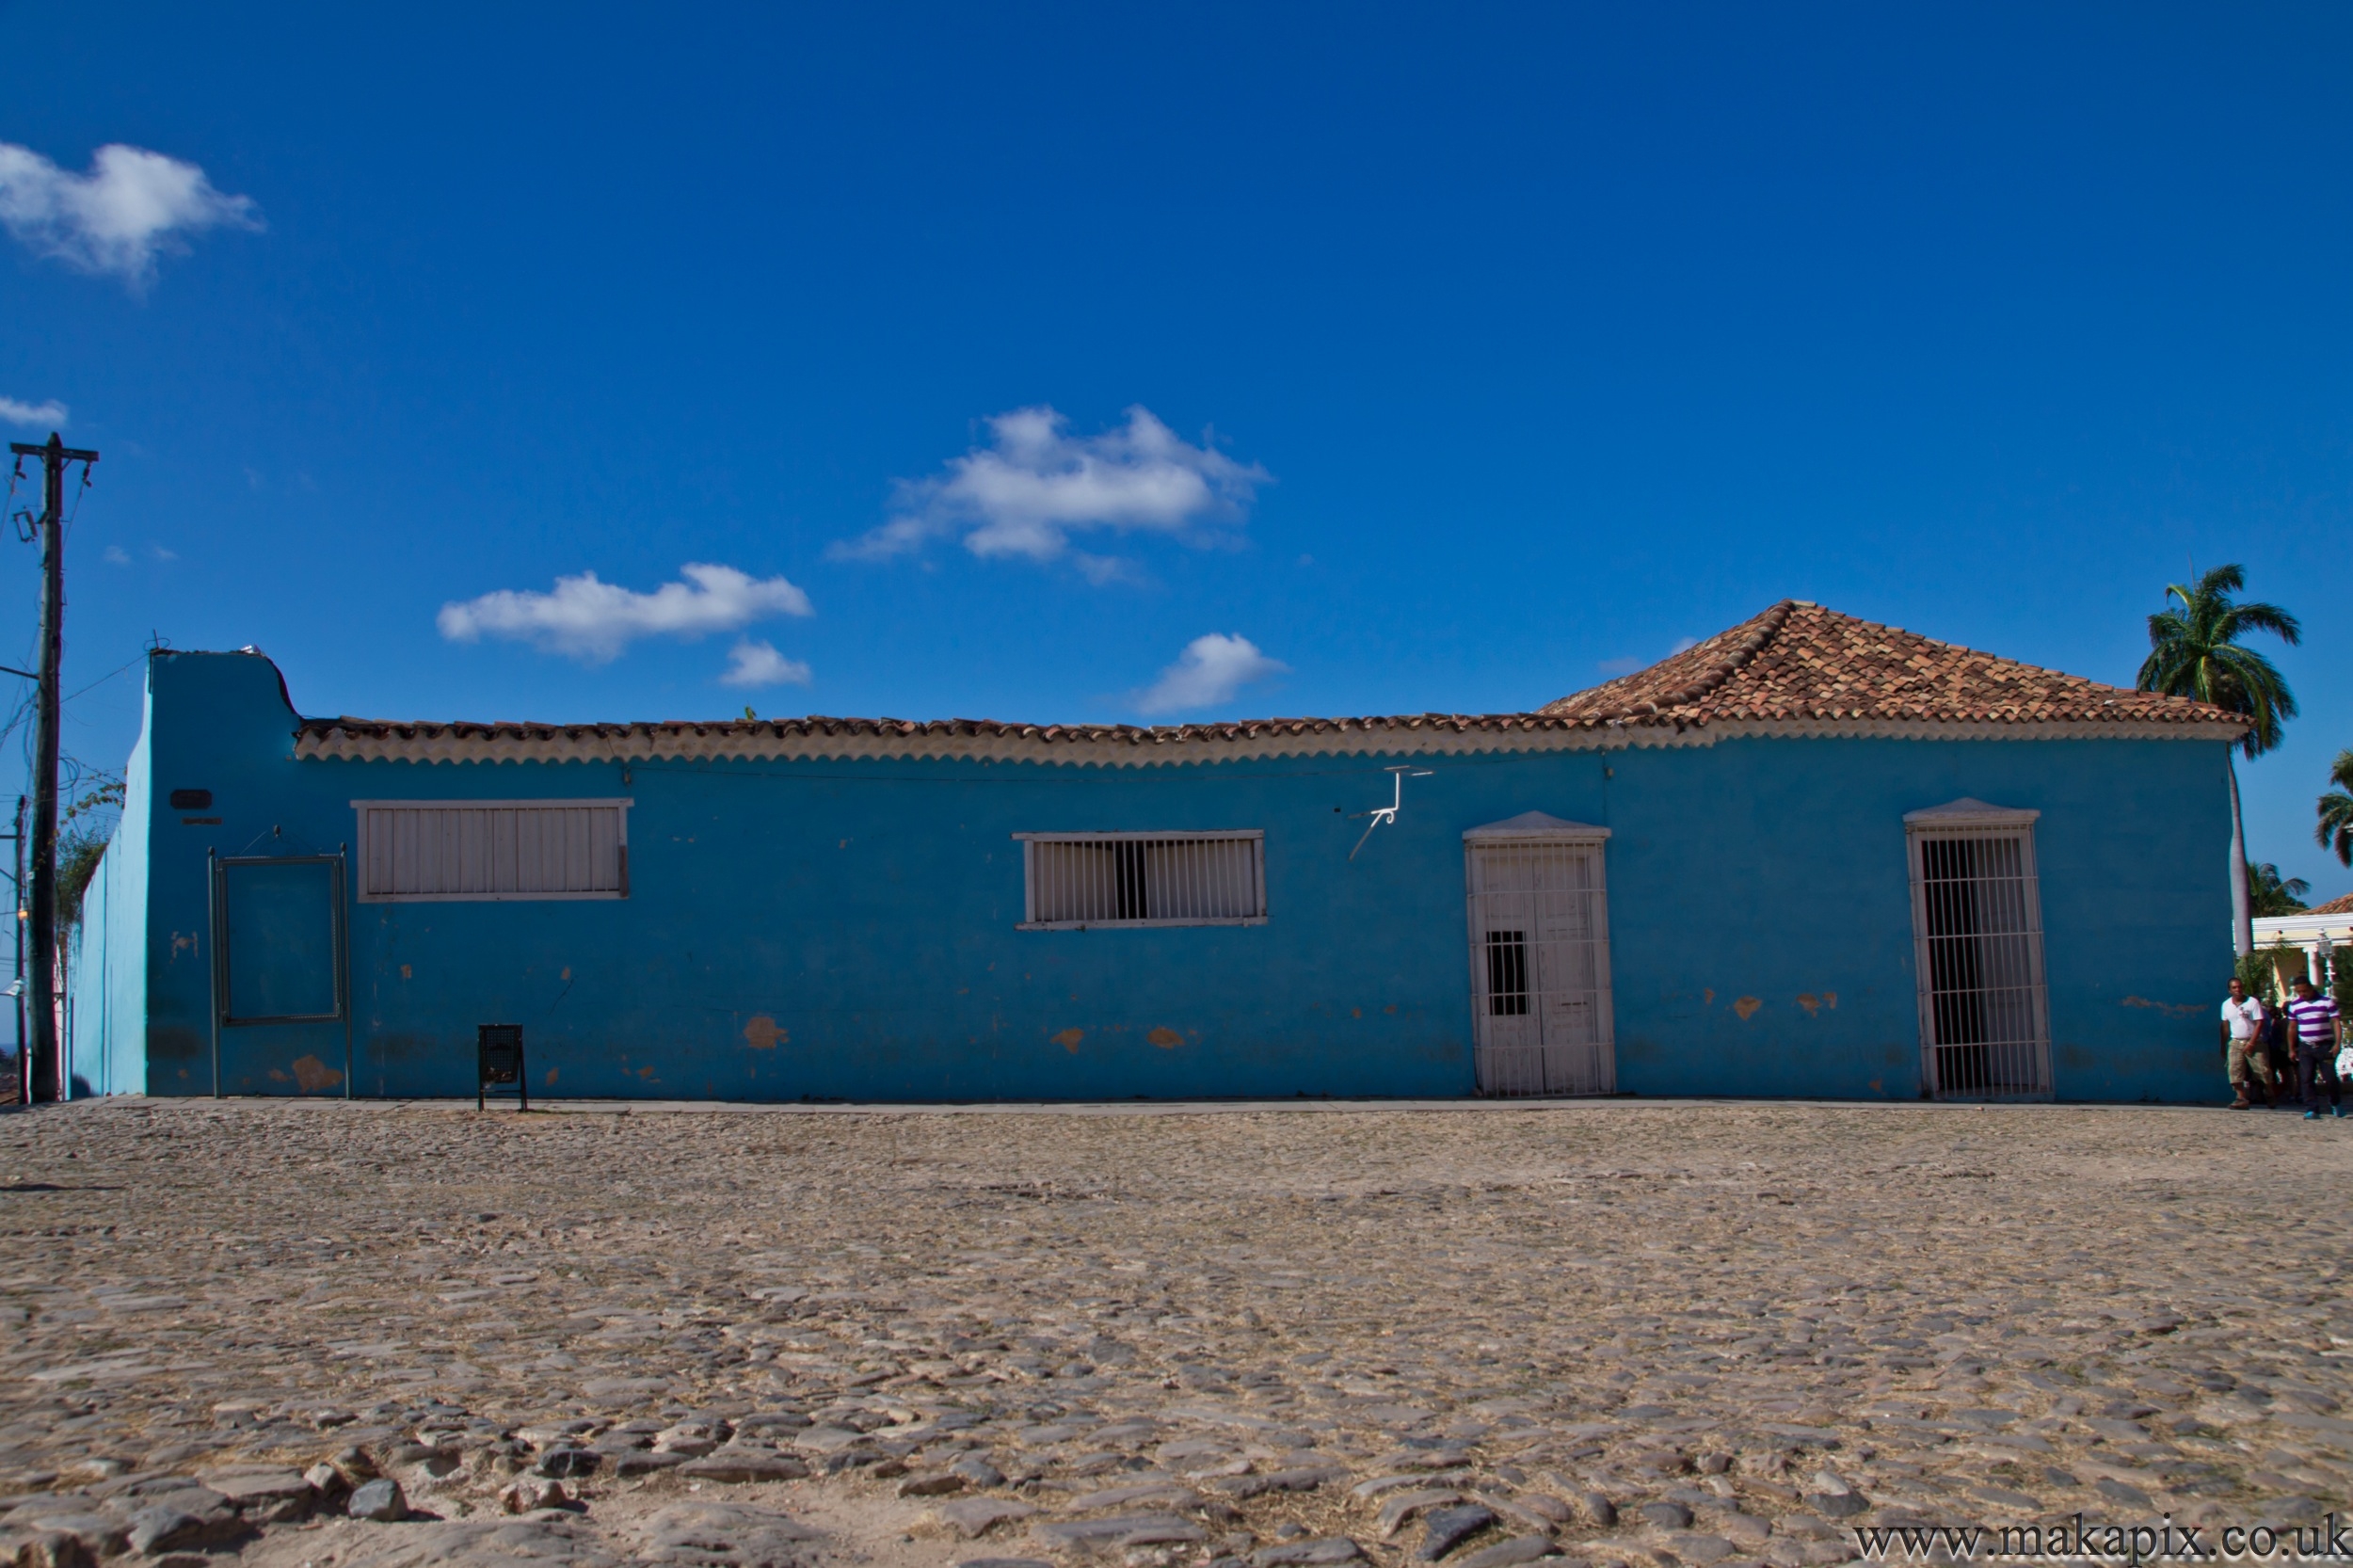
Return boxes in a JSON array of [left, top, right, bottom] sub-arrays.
[[2121, 996, 2201, 1018], [1147, 1027, 1183, 1048], [1733, 996, 1763, 1020], [545, 1067, 558, 1087], [743, 1015, 785, 1049], [290, 1054, 342, 1094], [1053, 1029, 1083, 1051]]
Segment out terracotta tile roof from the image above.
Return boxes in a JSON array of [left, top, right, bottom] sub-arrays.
[[2303, 892, 2353, 917], [1539, 600, 2245, 731], [289, 600, 2244, 765]]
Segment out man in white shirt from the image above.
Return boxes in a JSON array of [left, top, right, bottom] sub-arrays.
[[2222, 977, 2271, 1109]]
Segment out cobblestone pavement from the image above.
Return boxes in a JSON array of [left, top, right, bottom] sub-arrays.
[[1, 1098, 2348, 1568]]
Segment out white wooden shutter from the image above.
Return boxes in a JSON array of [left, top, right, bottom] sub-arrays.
[[354, 799, 632, 902]]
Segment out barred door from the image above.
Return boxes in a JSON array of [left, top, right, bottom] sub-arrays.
[[1465, 840, 1615, 1096], [1906, 824, 2052, 1100]]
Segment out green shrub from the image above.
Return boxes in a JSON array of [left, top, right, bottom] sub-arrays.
[[55, 827, 107, 932]]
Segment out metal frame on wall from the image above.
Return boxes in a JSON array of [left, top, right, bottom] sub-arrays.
[[1461, 814, 1617, 1098], [1902, 802, 2053, 1102], [207, 849, 352, 1098]]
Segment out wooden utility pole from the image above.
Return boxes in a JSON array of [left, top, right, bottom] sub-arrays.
[[9, 434, 97, 1104], [8, 796, 22, 1105]]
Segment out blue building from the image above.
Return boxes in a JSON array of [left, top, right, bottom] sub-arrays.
[[66, 600, 2243, 1104]]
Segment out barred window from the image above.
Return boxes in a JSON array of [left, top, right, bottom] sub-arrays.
[[1483, 930, 1530, 1016], [1016, 831, 1266, 929], [354, 799, 631, 902]]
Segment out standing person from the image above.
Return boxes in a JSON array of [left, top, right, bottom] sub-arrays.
[[2264, 984, 2297, 1106], [2222, 977, 2272, 1109], [2282, 977, 2345, 1120]]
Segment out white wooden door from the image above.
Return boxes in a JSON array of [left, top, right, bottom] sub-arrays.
[[1465, 840, 1615, 1096]]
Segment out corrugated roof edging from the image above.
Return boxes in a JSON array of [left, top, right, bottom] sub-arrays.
[[294, 712, 2243, 767], [296, 712, 1621, 766]]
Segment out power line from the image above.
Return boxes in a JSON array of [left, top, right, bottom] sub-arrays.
[[62, 651, 147, 705]]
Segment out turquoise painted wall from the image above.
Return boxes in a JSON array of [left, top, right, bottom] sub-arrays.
[[66, 708, 150, 1097], [104, 649, 2235, 1104]]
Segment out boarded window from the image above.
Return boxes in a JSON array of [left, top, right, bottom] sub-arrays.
[[1905, 806, 2051, 1099], [354, 799, 631, 902], [1016, 832, 1265, 928], [216, 856, 345, 1024]]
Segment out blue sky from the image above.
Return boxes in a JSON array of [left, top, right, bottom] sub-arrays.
[[4, 2, 2352, 897]]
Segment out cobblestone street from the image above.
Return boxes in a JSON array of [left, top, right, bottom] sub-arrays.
[[0, 1098, 2346, 1568]]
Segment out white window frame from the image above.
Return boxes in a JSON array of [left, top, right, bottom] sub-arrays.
[[1014, 830, 1267, 930], [1902, 798, 2053, 1101], [353, 798, 632, 904]]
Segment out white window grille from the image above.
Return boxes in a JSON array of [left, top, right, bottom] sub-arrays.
[[1016, 832, 1265, 929], [1903, 798, 2052, 1100], [353, 799, 632, 903], [1463, 812, 1615, 1096]]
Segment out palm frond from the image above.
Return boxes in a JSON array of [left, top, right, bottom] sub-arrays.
[[2248, 860, 2310, 917], [2215, 600, 2303, 648], [2135, 564, 2299, 756], [2319, 788, 2353, 867]]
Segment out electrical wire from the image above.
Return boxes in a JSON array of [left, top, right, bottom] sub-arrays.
[[62, 652, 146, 706], [60, 458, 92, 541]]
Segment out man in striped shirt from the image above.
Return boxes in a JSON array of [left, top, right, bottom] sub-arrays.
[[2284, 978, 2344, 1120]]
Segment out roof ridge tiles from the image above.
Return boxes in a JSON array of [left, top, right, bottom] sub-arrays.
[[1535, 598, 2244, 732]]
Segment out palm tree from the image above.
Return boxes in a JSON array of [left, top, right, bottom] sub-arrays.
[[2248, 861, 2310, 918], [2318, 750, 2353, 866], [2137, 564, 2300, 956]]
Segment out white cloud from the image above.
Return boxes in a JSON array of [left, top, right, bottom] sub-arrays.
[[103, 545, 130, 566], [1070, 552, 1145, 587], [832, 405, 1269, 574], [438, 562, 814, 664], [0, 397, 66, 427], [150, 543, 177, 562], [1135, 633, 1288, 716], [719, 639, 812, 689], [0, 143, 260, 291], [1598, 634, 1702, 677]]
